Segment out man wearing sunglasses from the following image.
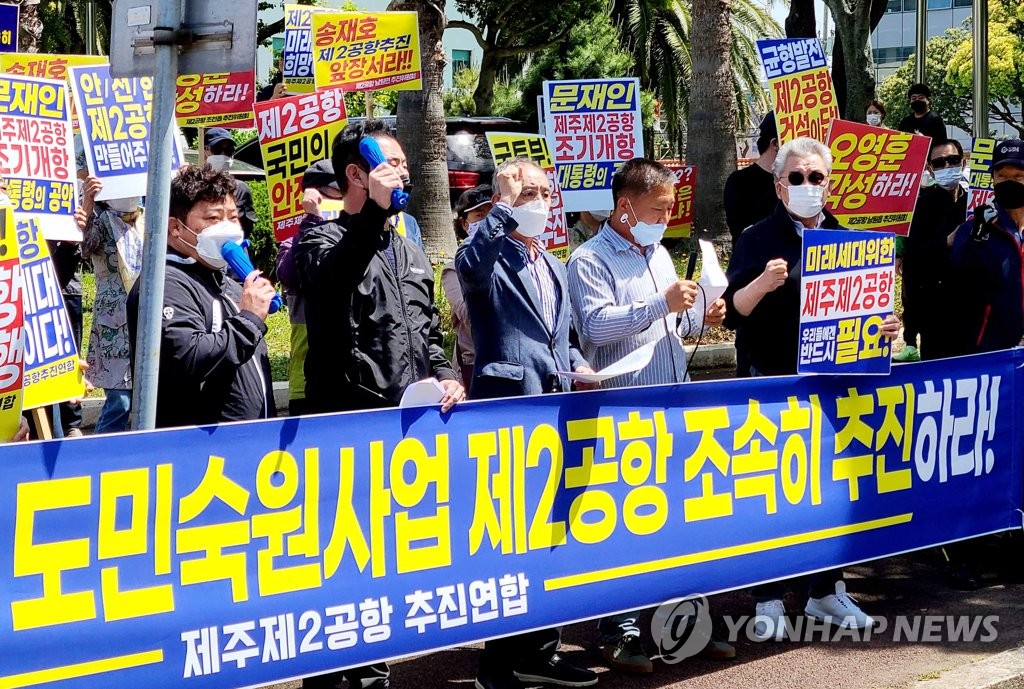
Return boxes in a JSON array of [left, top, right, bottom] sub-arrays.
[[724, 137, 901, 640], [895, 139, 968, 362]]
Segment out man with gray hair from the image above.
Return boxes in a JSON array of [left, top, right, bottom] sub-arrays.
[[723, 136, 901, 640]]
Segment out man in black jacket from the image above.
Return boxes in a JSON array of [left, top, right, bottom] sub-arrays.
[[127, 165, 276, 428], [898, 83, 947, 145], [294, 120, 464, 417]]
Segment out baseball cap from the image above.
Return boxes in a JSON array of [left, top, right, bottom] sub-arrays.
[[992, 139, 1024, 171], [455, 185, 493, 217], [302, 159, 340, 191], [204, 128, 234, 149]]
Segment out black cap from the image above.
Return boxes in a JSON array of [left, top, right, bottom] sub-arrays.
[[758, 111, 777, 141], [992, 139, 1024, 172], [302, 159, 340, 191], [455, 185, 493, 217], [908, 83, 931, 99], [204, 127, 234, 149]]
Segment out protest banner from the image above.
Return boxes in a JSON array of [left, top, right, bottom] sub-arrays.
[[826, 120, 929, 236], [968, 137, 995, 210], [0, 4, 17, 53], [0, 53, 108, 135], [253, 89, 348, 242], [486, 132, 570, 260], [176, 71, 256, 129], [283, 3, 323, 94], [69, 64, 185, 201], [541, 78, 643, 213], [799, 229, 895, 375], [0, 348, 1019, 687], [311, 11, 421, 92], [665, 164, 697, 239], [0, 205, 23, 440], [16, 217, 84, 408], [757, 38, 838, 145], [0, 72, 80, 241]]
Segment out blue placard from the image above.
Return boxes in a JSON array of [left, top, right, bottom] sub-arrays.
[[0, 350, 1021, 688], [799, 229, 896, 375], [0, 4, 18, 53], [756, 38, 829, 80]]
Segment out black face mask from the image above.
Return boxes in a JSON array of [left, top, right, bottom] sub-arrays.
[[910, 100, 928, 114], [994, 179, 1024, 210]]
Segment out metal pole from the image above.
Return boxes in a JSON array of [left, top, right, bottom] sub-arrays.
[[972, 0, 988, 138], [84, 0, 96, 55], [130, 0, 182, 430], [915, 0, 927, 84]]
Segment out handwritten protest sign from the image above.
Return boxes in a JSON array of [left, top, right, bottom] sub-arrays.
[[757, 38, 838, 145], [799, 229, 895, 375], [311, 11, 421, 92], [283, 3, 322, 94], [69, 64, 184, 201], [0, 73, 79, 241], [542, 78, 642, 213], [968, 137, 995, 210], [0, 205, 23, 439], [486, 132, 570, 261], [253, 89, 348, 242], [0, 53, 108, 135], [16, 217, 84, 408], [826, 120, 929, 236], [175, 71, 255, 128], [0, 5, 17, 53], [665, 164, 697, 239]]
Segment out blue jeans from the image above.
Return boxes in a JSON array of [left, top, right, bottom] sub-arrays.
[[95, 389, 131, 434]]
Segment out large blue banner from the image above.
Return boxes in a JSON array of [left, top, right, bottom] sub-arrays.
[[1, 350, 1021, 688]]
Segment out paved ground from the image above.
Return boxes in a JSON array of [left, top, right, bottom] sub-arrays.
[[267, 539, 1024, 689]]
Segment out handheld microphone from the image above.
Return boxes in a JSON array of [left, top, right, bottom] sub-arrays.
[[359, 137, 409, 212], [222, 240, 283, 315]]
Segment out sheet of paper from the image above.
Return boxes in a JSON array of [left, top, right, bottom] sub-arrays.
[[692, 239, 729, 317], [399, 378, 446, 408], [557, 341, 657, 383]]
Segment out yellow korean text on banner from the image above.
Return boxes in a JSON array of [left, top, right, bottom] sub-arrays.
[[253, 89, 348, 242], [0, 53, 108, 133], [485, 132, 570, 261], [176, 72, 256, 128], [665, 164, 697, 239], [311, 11, 421, 92], [969, 138, 996, 210], [756, 38, 838, 145], [0, 205, 24, 440], [16, 218, 84, 409]]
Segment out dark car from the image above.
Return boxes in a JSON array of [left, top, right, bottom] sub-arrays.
[[234, 116, 531, 210]]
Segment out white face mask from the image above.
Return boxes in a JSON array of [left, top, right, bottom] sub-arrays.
[[590, 209, 611, 221], [783, 184, 826, 220], [866, 113, 882, 126], [623, 198, 667, 247], [182, 219, 244, 269], [510, 199, 549, 238], [933, 166, 963, 190], [108, 196, 141, 213], [207, 155, 233, 173], [467, 220, 484, 236]]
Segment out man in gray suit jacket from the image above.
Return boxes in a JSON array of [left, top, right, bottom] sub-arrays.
[[455, 158, 599, 689]]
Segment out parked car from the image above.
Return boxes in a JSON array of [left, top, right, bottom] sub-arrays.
[[233, 116, 532, 210]]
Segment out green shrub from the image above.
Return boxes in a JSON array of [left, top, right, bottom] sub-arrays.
[[247, 180, 279, 278]]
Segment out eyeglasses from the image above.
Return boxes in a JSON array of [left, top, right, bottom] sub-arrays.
[[784, 170, 827, 186], [929, 154, 963, 170]]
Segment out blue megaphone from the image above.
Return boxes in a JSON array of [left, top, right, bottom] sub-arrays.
[[221, 240, 283, 315], [359, 136, 409, 212]]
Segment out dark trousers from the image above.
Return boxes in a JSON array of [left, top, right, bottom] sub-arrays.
[[479, 628, 560, 678], [59, 293, 83, 433], [751, 569, 845, 602], [901, 280, 920, 346], [302, 662, 390, 689]]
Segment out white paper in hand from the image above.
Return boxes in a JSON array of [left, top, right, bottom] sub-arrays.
[[400, 378, 447, 408], [692, 239, 729, 317], [557, 341, 658, 384]]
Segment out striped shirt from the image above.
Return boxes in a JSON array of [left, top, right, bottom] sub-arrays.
[[508, 235, 560, 332], [567, 224, 702, 388]]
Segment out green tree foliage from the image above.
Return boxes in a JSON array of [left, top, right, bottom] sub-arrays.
[[444, 66, 480, 116], [245, 180, 279, 278]]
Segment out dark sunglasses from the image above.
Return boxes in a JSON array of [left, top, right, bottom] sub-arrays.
[[785, 170, 827, 186], [929, 154, 963, 170]]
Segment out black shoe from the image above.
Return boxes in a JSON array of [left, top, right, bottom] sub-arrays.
[[514, 654, 598, 687], [475, 673, 524, 689], [599, 634, 653, 674]]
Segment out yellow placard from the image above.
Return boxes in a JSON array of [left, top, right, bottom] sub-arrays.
[[311, 11, 422, 92], [0, 53, 108, 133], [0, 205, 24, 440]]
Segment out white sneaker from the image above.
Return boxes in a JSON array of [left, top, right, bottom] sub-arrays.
[[805, 581, 875, 629], [753, 599, 788, 641]]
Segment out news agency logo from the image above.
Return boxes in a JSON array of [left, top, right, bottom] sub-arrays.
[[650, 595, 713, 664]]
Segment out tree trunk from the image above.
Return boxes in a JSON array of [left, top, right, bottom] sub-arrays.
[[394, 0, 455, 263], [687, 0, 737, 240], [826, 0, 875, 124], [786, 0, 817, 38], [472, 48, 499, 116]]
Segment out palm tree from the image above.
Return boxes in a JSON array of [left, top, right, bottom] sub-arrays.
[[611, 0, 782, 152]]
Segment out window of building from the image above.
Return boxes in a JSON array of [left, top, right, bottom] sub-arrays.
[[926, 0, 952, 8], [452, 49, 472, 75], [886, 0, 903, 12], [953, 0, 972, 7]]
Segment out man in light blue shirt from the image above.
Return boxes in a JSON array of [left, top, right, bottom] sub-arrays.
[[567, 158, 728, 673]]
